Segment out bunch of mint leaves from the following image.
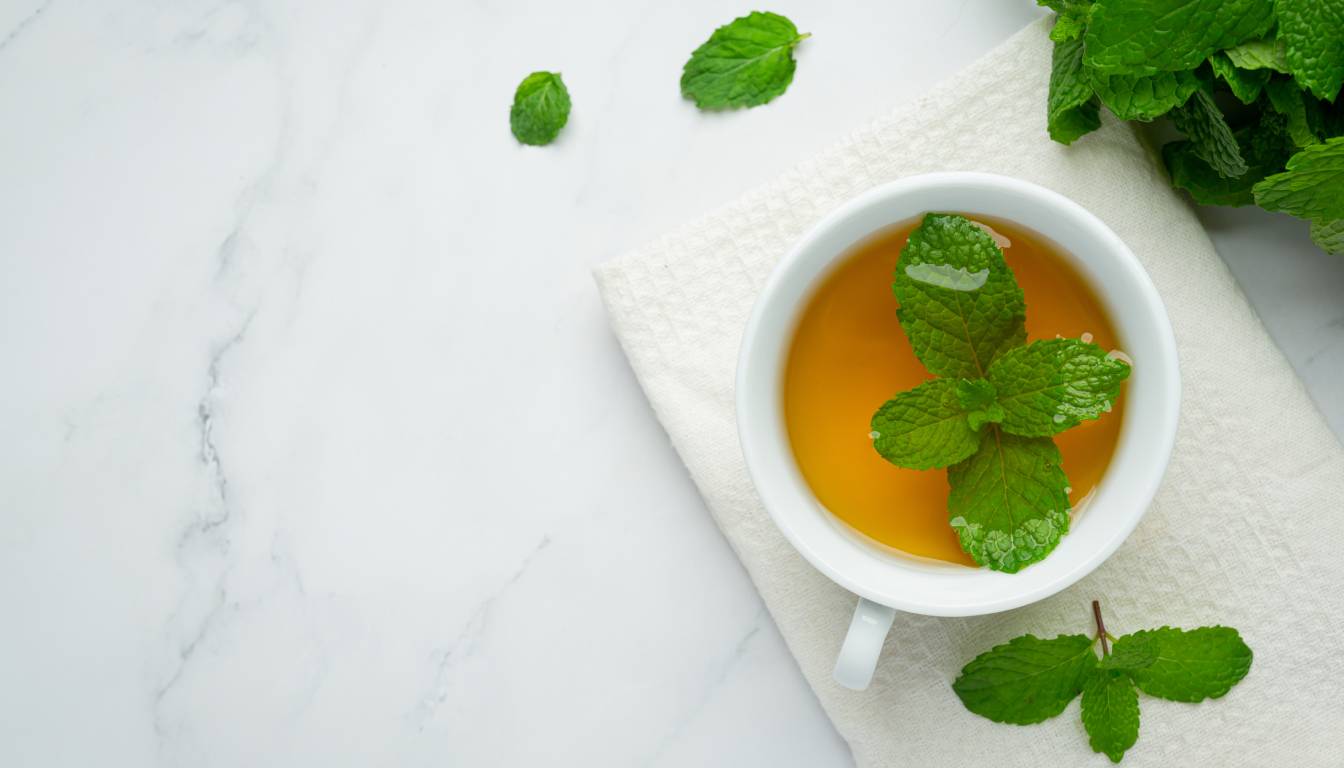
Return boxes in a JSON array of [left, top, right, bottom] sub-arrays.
[[954, 601, 1253, 762], [871, 213, 1130, 573], [510, 11, 808, 145], [1041, 0, 1344, 255]]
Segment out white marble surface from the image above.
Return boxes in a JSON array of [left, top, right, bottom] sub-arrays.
[[2, 1, 1341, 766]]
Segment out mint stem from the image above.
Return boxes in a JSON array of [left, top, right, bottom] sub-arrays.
[[1092, 600, 1110, 656]]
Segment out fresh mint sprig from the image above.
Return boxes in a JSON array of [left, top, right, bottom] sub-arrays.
[[1038, 0, 1344, 255], [871, 213, 1130, 573], [953, 601, 1253, 763], [509, 71, 571, 146]]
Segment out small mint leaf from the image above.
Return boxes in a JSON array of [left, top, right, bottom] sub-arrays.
[[1118, 627, 1253, 702], [1081, 669, 1140, 763], [948, 430, 1070, 572], [871, 379, 982, 470], [988, 339, 1130, 438], [956, 378, 998, 410], [1048, 35, 1102, 144], [1209, 52, 1271, 104], [893, 214, 1026, 380], [1254, 137, 1344, 222], [679, 12, 807, 110], [952, 634, 1097, 724], [1310, 218, 1344, 255], [1223, 36, 1289, 72], [509, 72, 571, 146], [1169, 89, 1248, 178]]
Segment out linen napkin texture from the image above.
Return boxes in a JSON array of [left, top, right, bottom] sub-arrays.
[[594, 18, 1344, 767]]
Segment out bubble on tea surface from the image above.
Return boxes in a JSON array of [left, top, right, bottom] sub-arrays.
[[1081, 332, 1094, 344], [868, 430, 881, 440], [1064, 486, 1073, 495], [1053, 413, 1066, 424], [970, 220, 1012, 249], [1106, 349, 1134, 366]]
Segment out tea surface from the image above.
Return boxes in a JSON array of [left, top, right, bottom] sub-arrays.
[[783, 216, 1125, 565]]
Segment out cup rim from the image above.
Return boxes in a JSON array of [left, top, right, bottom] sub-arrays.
[[735, 172, 1180, 617]]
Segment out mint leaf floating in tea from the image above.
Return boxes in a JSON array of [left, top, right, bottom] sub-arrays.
[[870, 379, 983, 470], [947, 432, 1071, 572], [872, 213, 1129, 572], [892, 213, 1025, 380], [954, 601, 1253, 763], [510, 71, 571, 146], [989, 339, 1130, 436], [680, 12, 809, 110]]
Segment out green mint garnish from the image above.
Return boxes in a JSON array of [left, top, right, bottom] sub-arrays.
[[1309, 218, 1344, 255], [872, 213, 1129, 572], [1086, 68, 1202, 122], [1253, 136, 1344, 222], [1275, 0, 1344, 101], [679, 12, 808, 110], [1081, 670, 1140, 762], [892, 214, 1025, 380], [989, 338, 1130, 436], [1036, 1, 1344, 254], [1168, 90, 1248, 179], [1048, 33, 1102, 145], [954, 601, 1253, 763], [509, 72, 571, 146], [1082, 0, 1275, 75], [1209, 53, 1271, 104], [947, 431, 1070, 572], [951, 633, 1097, 724], [1222, 36, 1289, 73], [1117, 626, 1255, 701]]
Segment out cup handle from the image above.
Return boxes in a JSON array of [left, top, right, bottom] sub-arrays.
[[833, 597, 896, 690]]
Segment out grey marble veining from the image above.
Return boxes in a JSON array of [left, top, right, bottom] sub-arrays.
[[1, 1, 1339, 766]]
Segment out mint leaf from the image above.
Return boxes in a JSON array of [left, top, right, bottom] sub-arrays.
[[952, 634, 1097, 724], [509, 72, 571, 146], [679, 12, 808, 110], [1083, 0, 1275, 75], [1253, 137, 1344, 221], [1276, 0, 1344, 101], [1168, 90, 1248, 178], [1081, 670, 1141, 763], [1098, 635, 1158, 671], [1166, 109, 1294, 205], [1088, 68, 1201, 121], [893, 214, 1026, 380], [948, 431, 1070, 572], [956, 378, 1005, 431], [1209, 53, 1271, 103], [1265, 77, 1323, 148], [1310, 218, 1344, 254], [988, 339, 1130, 437], [1049, 35, 1102, 144], [871, 379, 982, 470], [1118, 627, 1253, 702], [1223, 36, 1289, 72], [1046, 1, 1093, 43]]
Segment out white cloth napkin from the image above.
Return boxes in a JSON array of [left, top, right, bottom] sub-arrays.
[[595, 18, 1344, 767]]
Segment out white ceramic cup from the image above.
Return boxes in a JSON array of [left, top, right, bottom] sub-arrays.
[[736, 172, 1179, 690]]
